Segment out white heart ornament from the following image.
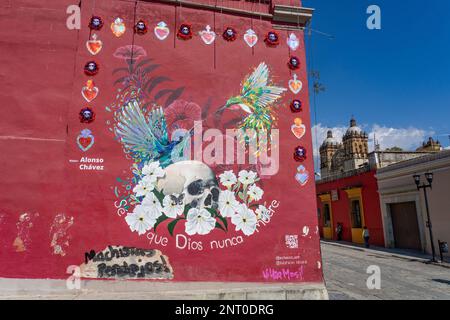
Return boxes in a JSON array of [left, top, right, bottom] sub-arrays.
[[287, 33, 300, 51], [199, 25, 216, 45], [154, 21, 170, 40], [244, 29, 258, 48]]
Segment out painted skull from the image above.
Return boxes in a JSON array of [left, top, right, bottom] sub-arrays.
[[79, 107, 95, 123], [135, 20, 147, 34], [157, 161, 220, 210], [89, 16, 103, 30], [181, 26, 190, 35], [291, 100, 302, 113], [226, 28, 234, 36], [268, 32, 278, 42], [294, 146, 307, 162]]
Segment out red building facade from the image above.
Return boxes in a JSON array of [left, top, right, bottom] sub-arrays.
[[0, 0, 324, 285], [316, 169, 385, 247]]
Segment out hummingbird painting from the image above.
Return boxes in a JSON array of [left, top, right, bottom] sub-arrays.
[[217, 62, 287, 133]]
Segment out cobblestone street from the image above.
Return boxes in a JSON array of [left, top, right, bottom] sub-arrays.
[[322, 241, 450, 300]]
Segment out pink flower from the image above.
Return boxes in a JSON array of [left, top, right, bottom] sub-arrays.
[[165, 100, 201, 134]]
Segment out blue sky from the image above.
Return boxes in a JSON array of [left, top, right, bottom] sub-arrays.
[[302, 0, 450, 152]]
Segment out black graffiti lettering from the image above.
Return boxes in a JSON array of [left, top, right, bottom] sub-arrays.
[[108, 246, 120, 260], [122, 247, 130, 257], [85, 250, 96, 264], [144, 249, 155, 257], [97, 263, 107, 278]]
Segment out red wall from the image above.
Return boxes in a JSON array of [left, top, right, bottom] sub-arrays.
[[316, 170, 385, 247], [0, 0, 323, 283]]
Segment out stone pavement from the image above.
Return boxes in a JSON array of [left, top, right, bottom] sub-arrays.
[[0, 279, 328, 300], [321, 240, 450, 300]]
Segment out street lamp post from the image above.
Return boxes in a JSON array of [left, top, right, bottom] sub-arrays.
[[413, 173, 438, 263]]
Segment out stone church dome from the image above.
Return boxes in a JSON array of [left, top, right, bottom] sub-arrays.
[[321, 130, 339, 147]]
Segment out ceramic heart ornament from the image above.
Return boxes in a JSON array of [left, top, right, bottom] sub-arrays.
[[111, 17, 126, 37], [287, 33, 300, 51], [244, 29, 258, 48], [77, 129, 95, 152], [295, 165, 309, 186], [81, 80, 99, 102], [289, 74, 303, 94], [86, 34, 103, 55], [291, 118, 306, 139], [199, 25, 216, 45], [154, 21, 170, 40]]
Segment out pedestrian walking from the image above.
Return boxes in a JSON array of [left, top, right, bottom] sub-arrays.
[[362, 226, 370, 248], [336, 223, 343, 241]]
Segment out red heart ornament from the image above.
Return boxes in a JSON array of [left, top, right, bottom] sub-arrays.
[[79, 137, 92, 149], [77, 129, 95, 152], [86, 34, 103, 55], [81, 80, 99, 102]]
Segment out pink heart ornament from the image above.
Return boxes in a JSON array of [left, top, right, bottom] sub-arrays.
[[154, 21, 170, 40], [199, 25, 216, 45], [291, 123, 306, 139], [244, 29, 258, 48]]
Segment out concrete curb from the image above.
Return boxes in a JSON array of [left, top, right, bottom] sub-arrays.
[[321, 240, 450, 269], [0, 278, 329, 300]]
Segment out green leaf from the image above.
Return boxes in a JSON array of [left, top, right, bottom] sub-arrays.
[[215, 222, 226, 232], [183, 205, 192, 217], [152, 189, 165, 204], [153, 215, 168, 233], [216, 215, 228, 231], [168, 219, 181, 237], [205, 207, 218, 217]]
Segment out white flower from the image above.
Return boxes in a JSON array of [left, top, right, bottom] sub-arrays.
[[238, 170, 257, 185], [133, 176, 155, 197], [247, 184, 264, 201], [255, 205, 270, 222], [141, 192, 163, 219], [219, 170, 237, 188], [125, 205, 156, 235], [142, 161, 165, 183], [231, 204, 258, 236], [185, 208, 216, 236], [218, 190, 240, 217], [162, 194, 184, 218]]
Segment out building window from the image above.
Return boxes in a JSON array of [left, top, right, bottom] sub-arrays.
[[350, 199, 362, 228], [323, 203, 331, 227]]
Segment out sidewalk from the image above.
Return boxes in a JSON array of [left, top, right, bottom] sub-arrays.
[[321, 240, 450, 268]]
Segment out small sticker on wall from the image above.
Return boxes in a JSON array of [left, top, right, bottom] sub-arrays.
[[295, 165, 309, 186], [289, 74, 302, 94], [291, 118, 306, 139], [77, 129, 95, 152], [199, 25, 216, 45], [134, 20, 148, 35], [154, 22, 170, 40], [244, 29, 258, 47], [111, 17, 126, 37], [86, 34, 103, 56]]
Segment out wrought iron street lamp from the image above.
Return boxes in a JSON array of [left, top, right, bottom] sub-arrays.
[[413, 172, 438, 262]]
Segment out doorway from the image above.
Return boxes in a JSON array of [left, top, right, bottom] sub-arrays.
[[389, 202, 422, 251]]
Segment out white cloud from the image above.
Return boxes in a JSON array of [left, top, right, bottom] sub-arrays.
[[311, 123, 435, 171]]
